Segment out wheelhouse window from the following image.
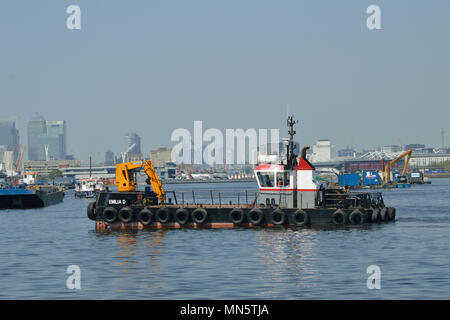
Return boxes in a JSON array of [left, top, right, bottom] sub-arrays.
[[257, 172, 275, 187], [276, 172, 290, 187]]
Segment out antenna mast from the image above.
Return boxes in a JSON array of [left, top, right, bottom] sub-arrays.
[[286, 115, 298, 168]]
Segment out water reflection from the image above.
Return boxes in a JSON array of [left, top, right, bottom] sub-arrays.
[[113, 231, 166, 296], [256, 229, 319, 296]]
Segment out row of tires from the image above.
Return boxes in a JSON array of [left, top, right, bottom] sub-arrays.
[[331, 207, 396, 225], [88, 203, 395, 226], [90, 205, 313, 227]]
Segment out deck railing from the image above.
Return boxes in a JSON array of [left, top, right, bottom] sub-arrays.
[[165, 190, 259, 207]]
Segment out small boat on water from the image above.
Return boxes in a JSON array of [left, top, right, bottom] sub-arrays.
[[75, 178, 106, 198], [0, 185, 64, 209]]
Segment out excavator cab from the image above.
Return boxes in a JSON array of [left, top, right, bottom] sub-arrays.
[[115, 160, 166, 203]]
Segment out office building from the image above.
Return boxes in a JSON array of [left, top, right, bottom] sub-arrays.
[[27, 113, 47, 161], [27, 115, 67, 161], [0, 121, 19, 159]]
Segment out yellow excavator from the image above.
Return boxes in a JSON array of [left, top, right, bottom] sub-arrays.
[[115, 160, 166, 203], [382, 149, 412, 184]]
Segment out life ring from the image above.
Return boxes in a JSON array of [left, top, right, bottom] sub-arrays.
[[175, 208, 190, 225], [271, 209, 286, 225], [102, 207, 118, 223], [87, 201, 96, 221], [247, 208, 264, 225], [387, 207, 396, 221], [156, 207, 171, 223], [371, 208, 381, 223], [293, 209, 310, 226], [349, 209, 363, 225], [229, 208, 245, 224], [137, 208, 153, 226], [380, 207, 389, 222], [332, 209, 346, 224], [118, 206, 133, 223], [192, 208, 208, 224]]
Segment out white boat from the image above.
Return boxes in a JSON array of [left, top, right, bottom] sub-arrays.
[[74, 178, 105, 198]]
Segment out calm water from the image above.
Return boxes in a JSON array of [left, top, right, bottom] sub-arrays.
[[0, 179, 449, 299]]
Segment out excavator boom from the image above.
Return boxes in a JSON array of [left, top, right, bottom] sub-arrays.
[[383, 149, 412, 183]]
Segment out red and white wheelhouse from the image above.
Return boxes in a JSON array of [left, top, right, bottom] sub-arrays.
[[254, 157, 323, 208], [253, 115, 325, 209]]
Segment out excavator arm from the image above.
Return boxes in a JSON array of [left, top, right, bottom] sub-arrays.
[[383, 149, 412, 183], [143, 160, 166, 203], [115, 160, 166, 203]]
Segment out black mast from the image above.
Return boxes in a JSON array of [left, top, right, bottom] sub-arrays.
[[286, 115, 298, 169]]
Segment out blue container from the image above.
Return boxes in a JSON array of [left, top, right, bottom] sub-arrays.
[[392, 171, 400, 182], [338, 174, 361, 187], [362, 171, 381, 185]]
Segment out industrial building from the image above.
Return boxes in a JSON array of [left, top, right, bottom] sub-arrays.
[[150, 147, 172, 167], [309, 139, 332, 163], [61, 166, 115, 180], [409, 148, 450, 167], [23, 159, 80, 176]]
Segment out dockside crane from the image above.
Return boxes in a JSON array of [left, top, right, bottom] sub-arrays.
[[382, 149, 412, 184], [115, 160, 166, 203]]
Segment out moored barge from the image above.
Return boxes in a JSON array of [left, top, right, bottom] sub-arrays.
[[0, 185, 64, 209]]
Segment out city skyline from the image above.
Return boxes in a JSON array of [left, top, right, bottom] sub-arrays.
[[0, 1, 449, 163], [2, 114, 446, 166]]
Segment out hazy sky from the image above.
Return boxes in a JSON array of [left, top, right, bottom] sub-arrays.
[[1, 0, 449, 163]]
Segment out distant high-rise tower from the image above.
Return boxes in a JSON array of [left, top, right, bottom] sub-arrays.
[[125, 133, 141, 155], [27, 113, 46, 161], [0, 121, 19, 159], [105, 150, 115, 166], [27, 114, 67, 161], [44, 120, 67, 160]]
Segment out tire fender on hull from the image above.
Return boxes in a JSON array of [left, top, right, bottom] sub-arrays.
[[229, 208, 245, 224], [156, 207, 171, 223], [247, 208, 264, 225], [371, 208, 381, 223], [271, 209, 286, 225], [103, 207, 118, 223], [349, 208, 363, 225], [293, 209, 311, 227], [118, 206, 133, 223], [137, 207, 154, 226], [87, 201, 96, 221], [380, 207, 389, 222], [387, 207, 396, 221], [175, 208, 190, 225], [332, 209, 346, 225], [192, 208, 208, 224]]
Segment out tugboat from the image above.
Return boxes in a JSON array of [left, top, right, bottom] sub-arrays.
[[75, 178, 106, 198], [87, 115, 396, 231]]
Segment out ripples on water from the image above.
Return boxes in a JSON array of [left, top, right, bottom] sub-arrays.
[[0, 179, 449, 299]]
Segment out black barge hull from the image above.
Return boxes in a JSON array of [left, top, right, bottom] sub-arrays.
[[0, 190, 64, 209], [90, 204, 396, 231]]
